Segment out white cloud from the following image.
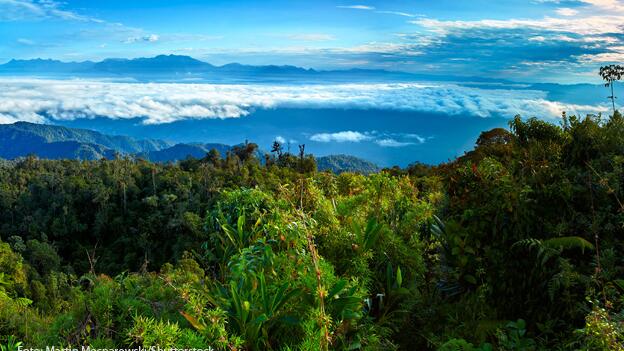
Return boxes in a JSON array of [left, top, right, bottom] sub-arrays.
[[16, 38, 35, 45], [581, 0, 624, 12], [0, 0, 160, 51], [376, 10, 417, 17], [336, 5, 375, 10], [124, 34, 160, 44], [0, 0, 101, 22], [274, 136, 286, 144], [375, 138, 414, 147], [403, 133, 427, 143], [0, 78, 607, 125], [413, 15, 624, 36], [555, 7, 579, 16], [310, 131, 372, 143], [310, 131, 427, 147], [412, 0, 624, 38]]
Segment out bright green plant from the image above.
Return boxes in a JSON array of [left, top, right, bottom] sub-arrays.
[[576, 303, 624, 351], [0, 336, 22, 351]]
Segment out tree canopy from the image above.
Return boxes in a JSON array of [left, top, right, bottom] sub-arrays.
[[1, 113, 624, 350]]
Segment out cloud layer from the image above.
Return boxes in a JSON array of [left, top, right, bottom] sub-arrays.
[[0, 78, 607, 125]]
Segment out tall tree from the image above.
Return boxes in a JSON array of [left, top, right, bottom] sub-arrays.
[[271, 140, 283, 159], [600, 65, 624, 114]]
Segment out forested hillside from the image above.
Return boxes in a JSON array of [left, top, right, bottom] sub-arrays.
[[0, 113, 623, 350], [316, 154, 380, 174], [0, 122, 378, 173]]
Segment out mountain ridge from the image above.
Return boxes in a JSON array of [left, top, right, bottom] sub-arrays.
[[0, 122, 379, 173], [0, 54, 516, 84], [316, 154, 380, 174]]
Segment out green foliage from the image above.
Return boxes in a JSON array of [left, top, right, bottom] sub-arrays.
[[127, 315, 208, 348], [1, 110, 624, 350], [575, 303, 624, 351], [0, 336, 22, 351]]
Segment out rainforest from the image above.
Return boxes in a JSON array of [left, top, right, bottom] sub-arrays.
[[0, 113, 623, 350]]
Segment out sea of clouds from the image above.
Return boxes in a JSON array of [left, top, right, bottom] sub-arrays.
[[0, 78, 607, 125]]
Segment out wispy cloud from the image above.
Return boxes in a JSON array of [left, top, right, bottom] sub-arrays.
[[310, 131, 372, 142], [338, 5, 419, 18], [0, 0, 163, 53], [124, 34, 160, 44], [413, 15, 623, 36], [403, 133, 427, 143], [336, 5, 375, 10], [182, 0, 621, 82], [0, 0, 103, 22], [0, 79, 607, 125], [376, 10, 418, 18], [581, 0, 624, 12], [16, 38, 35, 45], [394, 0, 624, 80], [375, 138, 414, 147], [555, 7, 579, 16], [309, 131, 427, 147]]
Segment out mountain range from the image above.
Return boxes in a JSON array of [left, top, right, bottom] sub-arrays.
[[0, 54, 514, 83], [0, 122, 379, 173]]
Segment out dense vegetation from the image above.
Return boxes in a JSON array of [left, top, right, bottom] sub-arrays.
[[1, 112, 624, 350]]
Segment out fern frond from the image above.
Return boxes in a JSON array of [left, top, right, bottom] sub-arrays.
[[542, 236, 594, 253], [511, 238, 542, 250]]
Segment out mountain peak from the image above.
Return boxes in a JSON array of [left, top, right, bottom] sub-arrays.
[[153, 54, 196, 60]]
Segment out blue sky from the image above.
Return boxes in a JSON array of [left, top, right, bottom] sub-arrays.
[[0, 0, 622, 166], [2, 0, 624, 83]]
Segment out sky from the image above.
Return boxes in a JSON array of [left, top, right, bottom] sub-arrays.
[[2, 0, 624, 83], [0, 0, 623, 166]]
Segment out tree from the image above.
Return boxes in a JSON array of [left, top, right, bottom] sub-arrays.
[[476, 128, 513, 147], [231, 141, 258, 163], [204, 148, 222, 167], [599, 65, 624, 114], [270, 140, 283, 159]]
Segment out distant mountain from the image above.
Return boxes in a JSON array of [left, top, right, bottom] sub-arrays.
[[92, 55, 214, 75], [317, 154, 380, 174], [141, 143, 230, 162], [35, 140, 117, 160], [0, 122, 260, 164], [0, 54, 503, 83], [0, 122, 260, 162], [2, 121, 170, 153], [0, 55, 317, 79], [0, 122, 171, 160], [0, 122, 380, 173]]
